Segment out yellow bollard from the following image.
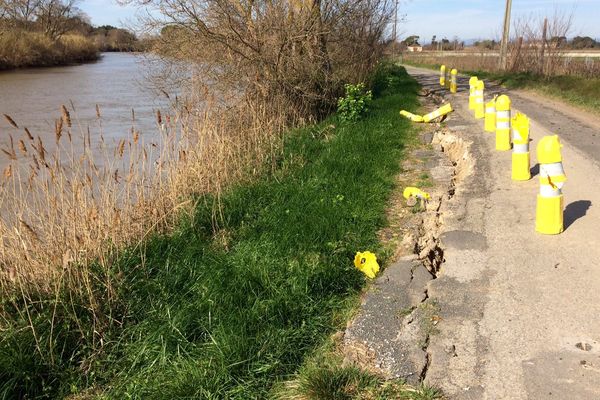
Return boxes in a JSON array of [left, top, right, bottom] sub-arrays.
[[450, 69, 458, 94], [422, 103, 453, 123], [536, 135, 566, 234], [474, 80, 485, 119], [468, 76, 478, 110], [484, 98, 496, 132], [495, 95, 511, 151], [511, 112, 531, 181], [399, 110, 424, 122], [403, 187, 431, 202], [354, 251, 380, 279], [440, 65, 446, 87]]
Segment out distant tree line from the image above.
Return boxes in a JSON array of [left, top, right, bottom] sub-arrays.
[[0, 0, 144, 52], [473, 36, 599, 50]]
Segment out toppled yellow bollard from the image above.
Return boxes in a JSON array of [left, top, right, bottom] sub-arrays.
[[399, 110, 424, 122], [354, 251, 380, 279], [403, 187, 431, 206], [422, 103, 453, 123]]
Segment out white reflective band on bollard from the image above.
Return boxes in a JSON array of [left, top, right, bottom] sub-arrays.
[[540, 162, 565, 177], [497, 121, 510, 129], [486, 107, 495, 113], [512, 128, 522, 141], [540, 184, 562, 197], [513, 143, 529, 153]]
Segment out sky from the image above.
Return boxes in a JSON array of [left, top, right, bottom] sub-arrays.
[[79, 0, 600, 42], [399, 0, 600, 43]]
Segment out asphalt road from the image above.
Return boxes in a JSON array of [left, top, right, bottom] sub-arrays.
[[404, 65, 600, 399]]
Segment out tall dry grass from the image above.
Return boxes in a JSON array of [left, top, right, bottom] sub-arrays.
[[0, 95, 287, 349], [0, 30, 99, 69]]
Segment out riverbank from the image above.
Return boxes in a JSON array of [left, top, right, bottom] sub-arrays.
[[0, 31, 99, 70], [403, 59, 600, 113], [0, 65, 439, 399]]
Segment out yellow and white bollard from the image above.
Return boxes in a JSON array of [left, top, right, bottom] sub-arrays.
[[468, 76, 478, 110], [440, 65, 446, 87], [399, 110, 424, 122], [536, 135, 566, 234], [511, 112, 531, 181], [484, 98, 496, 133], [422, 103, 453, 123], [474, 80, 485, 119], [450, 69, 458, 94], [495, 95, 511, 151]]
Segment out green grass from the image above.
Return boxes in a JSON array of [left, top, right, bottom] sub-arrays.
[[0, 65, 424, 399], [402, 59, 600, 113], [276, 339, 443, 400]]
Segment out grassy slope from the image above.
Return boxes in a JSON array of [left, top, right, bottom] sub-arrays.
[[403, 60, 600, 113], [0, 66, 423, 399]]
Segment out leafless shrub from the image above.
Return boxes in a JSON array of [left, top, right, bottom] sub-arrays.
[[121, 0, 394, 123]]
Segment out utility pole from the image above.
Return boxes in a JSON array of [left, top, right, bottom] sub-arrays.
[[393, 0, 398, 43], [499, 0, 512, 71]]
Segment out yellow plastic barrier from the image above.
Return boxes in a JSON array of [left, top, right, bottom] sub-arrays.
[[468, 76, 478, 110], [450, 69, 458, 94], [403, 187, 431, 202], [474, 80, 485, 119], [495, 95, 511, 151], [511, 112, 531, 181], [422, 103, 453, 123], [354, 251, 380, 279], [399, 110, 424, 123], [484, 98, 496, 133], [440, 65, 446, 87], [536, 135, 566, 234]]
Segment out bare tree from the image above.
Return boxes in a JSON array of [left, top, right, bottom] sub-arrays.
[[0, 0, 42, 22], [35, 0, 81, 39], [121, 0, 394, 121], [510, 8, 573, 75]]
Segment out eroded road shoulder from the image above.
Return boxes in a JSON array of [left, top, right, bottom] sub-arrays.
[[405, 66, 600, 399]]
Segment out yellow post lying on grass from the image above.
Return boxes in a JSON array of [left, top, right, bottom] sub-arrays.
[[495, 95, 511, 151], [399, 110, 424, 122], [484, 98, 496, 132], [536, 135, 566, 235], [354, 251, 380, 279], [422, 103, 453, 123], [511, 112, 531, 181], [468, 76, 478, 110], [403, 187, 431, 202], [450, 69, 458, 94]]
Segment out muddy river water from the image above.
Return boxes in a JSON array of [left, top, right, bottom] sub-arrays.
[[0, 52, 169, 163]]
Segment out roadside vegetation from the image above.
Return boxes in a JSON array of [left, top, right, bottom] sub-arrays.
[[0, 63, 439, 399], [0, 0, 145, 69], [0, 0, 443, 398]]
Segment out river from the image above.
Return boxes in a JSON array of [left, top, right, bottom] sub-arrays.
[[0, 53, 170, 163]]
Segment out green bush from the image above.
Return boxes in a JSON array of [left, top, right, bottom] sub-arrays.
[[337, 83, 373, 122]]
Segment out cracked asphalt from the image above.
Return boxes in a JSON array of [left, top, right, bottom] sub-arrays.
[[405, 65, 600, 399]]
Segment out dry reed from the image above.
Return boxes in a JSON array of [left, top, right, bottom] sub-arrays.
[[0, 95, 288, 345]]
